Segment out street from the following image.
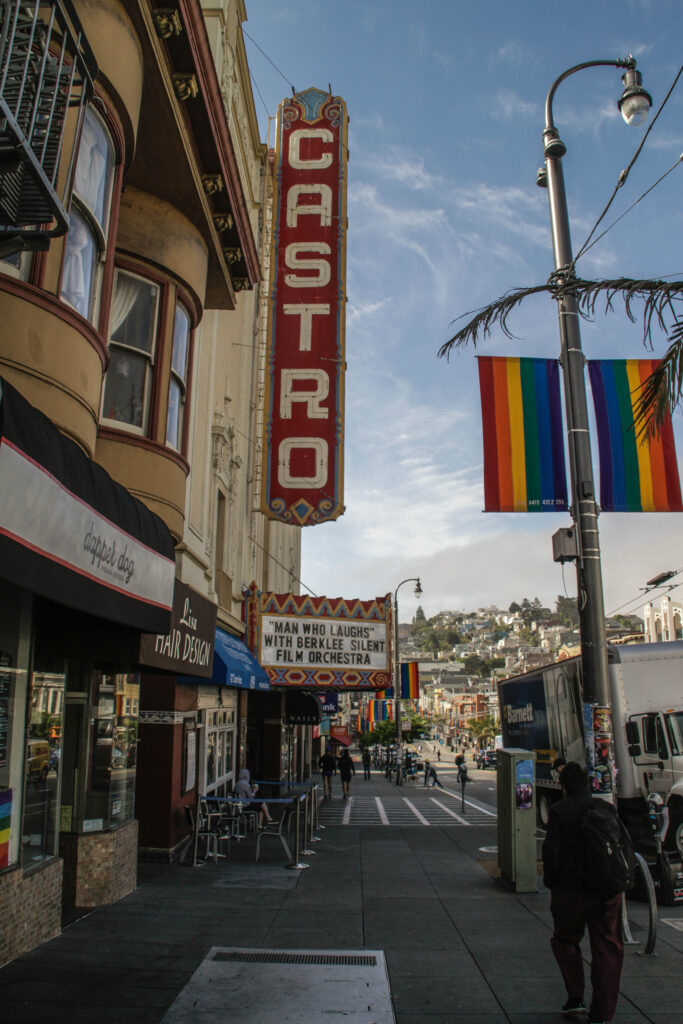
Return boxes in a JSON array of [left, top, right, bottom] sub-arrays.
[[320, 741, 499, 828]]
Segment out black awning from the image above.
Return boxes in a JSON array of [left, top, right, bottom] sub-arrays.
[[285, 691, 322, 725], [0, 377, 175, 632]]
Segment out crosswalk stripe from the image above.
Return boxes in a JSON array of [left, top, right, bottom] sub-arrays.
[[430, 797, 469, 825], [342, 798, 352, 824], [438, 788, 498, 817], [402, 798, 430, 825], [375, 796, 389, 825]]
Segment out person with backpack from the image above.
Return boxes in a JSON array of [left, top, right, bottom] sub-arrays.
[[338, 749, 355, 798], [542, 761, 633, 1024]]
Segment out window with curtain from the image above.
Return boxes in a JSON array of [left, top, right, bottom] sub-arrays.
[[166, 302, 190, 450], [102, 269, 159, 430], [60, 106, 115, 322]]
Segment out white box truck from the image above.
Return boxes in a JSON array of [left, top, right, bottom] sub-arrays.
[[498, 640, 683, 901]]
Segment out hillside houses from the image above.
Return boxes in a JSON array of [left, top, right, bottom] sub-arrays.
[[400, 601, 643, 738]]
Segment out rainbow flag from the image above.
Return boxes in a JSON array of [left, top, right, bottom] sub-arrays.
[[477, 356, 567, 512], [400, 662, 419, 699], [588, 359, 683, 512], [0, 789, 11, 869], [374, 687, 394, 699]]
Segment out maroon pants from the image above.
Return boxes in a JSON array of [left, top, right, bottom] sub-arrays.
[[550, 886, 623, 1022]]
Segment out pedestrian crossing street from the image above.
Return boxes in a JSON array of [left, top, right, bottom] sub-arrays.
[[317, 791, 497, 828]]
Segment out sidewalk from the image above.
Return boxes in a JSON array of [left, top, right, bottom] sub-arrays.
[[0, 770, 680, 1023]]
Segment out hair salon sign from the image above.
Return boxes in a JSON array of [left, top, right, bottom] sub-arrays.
[[139, 581, 217, 677], [262, 87, 348, 526]]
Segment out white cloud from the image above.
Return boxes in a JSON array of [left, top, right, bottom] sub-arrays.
[[489, 89, 537, 121]]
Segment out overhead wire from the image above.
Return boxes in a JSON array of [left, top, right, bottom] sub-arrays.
[[573, 62, 683, 267], [242, 28, 296, 92], [247, 532, 318, 597], [576, 153, 683, 262], [605, 566, 683, 618]]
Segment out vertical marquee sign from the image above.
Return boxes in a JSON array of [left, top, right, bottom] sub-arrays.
[[262, 87, 348, 525]]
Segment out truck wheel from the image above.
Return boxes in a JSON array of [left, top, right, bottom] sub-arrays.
[[537, 793, 552, 829], [666, 813, 683, 859]]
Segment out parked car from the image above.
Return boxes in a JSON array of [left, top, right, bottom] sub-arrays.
[[476, 749, 497, 769]]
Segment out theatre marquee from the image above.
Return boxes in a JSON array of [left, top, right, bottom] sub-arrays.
[[246, 587, 391, 690]]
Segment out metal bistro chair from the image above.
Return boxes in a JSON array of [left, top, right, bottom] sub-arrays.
[[255, 806, 295, 863], [229, 793, 258, 839], [201, 797, 233, 854], [184, 804, 220, 862]]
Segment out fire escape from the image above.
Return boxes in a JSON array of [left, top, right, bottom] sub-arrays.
[[0, 0, 96, 258]]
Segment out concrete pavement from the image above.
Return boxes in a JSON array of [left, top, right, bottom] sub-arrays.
[[0, 767, 681, 1023]]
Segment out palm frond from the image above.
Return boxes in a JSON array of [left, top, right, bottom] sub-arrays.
[[440, 275, 683, 436], [438, 284, 550, 360], [634, 325, 683, 436]]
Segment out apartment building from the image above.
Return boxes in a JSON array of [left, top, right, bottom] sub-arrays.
[[0, 0, 300, 965]]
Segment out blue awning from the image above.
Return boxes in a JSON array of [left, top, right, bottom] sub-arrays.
[[210, 628, 271, 691]]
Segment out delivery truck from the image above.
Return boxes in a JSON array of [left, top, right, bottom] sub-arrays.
[[498, 640, 683, 902]]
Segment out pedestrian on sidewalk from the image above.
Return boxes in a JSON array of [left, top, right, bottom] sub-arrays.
[[542, 761, 624, 1024], [319, 746, 336, 798], [339, 749, 355, 798], [362, 748, 371, 780], [428, 764, 444, 788]]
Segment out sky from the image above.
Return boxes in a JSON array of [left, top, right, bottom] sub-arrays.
[[243, 0, 683, 623]]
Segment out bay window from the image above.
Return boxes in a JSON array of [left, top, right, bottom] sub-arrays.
[[102, 269, 159, 430], [59, 106, 115, 323], [166, 302, 190, 450]]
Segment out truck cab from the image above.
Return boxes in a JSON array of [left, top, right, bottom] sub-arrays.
[[624, 708, 683, 856]]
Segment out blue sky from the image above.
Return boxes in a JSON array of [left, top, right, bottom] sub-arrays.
[[244, 0, 683, 621]]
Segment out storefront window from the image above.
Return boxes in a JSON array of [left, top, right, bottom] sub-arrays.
[[204, 707, 235, 797], [61, 669, 139, 834], [0, 583, 32, 871], [22, 671, 65, 868]]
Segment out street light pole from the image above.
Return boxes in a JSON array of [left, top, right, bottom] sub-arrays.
[[538, 57, 651, 708], [393, 577, 422, 786]]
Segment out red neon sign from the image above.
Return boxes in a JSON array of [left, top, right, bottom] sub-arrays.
[[262, 88, 347, 526]]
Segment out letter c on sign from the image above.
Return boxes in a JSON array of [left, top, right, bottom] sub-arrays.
[[289, 128, 333, 169], [278, 438, 328, 488]]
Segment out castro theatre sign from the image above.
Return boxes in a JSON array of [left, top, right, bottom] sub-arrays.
[[262, 87, 348, 526], [246, 587, 391, 690]]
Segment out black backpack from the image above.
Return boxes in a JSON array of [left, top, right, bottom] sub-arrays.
[[577, 799, 635, 894]]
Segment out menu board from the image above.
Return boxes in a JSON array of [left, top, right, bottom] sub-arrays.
[[0, 651, 11, 769]]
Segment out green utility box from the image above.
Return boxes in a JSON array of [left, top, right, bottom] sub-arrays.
[[497, 748, 538, 893]]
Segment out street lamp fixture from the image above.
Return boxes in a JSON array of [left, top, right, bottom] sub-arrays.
[[393, 576, 422, 786], [618, 67, 652, 126], [538, 58, 651, 771]]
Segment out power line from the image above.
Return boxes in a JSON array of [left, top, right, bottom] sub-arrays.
[[574, 62, 683, 266], [249, 69, 270, 122], [605, 567, 683, 618], [577, 153, 683, 261], [242, 28, 296, 92], [248, 532, 318, 597]]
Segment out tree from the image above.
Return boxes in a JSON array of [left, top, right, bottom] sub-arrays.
[[414, 605, 426, 624], [467, 714, 497, 747], [555, 595, 579, 627], [508, 601, 521, 614]]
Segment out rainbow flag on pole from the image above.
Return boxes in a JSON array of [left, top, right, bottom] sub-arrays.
[[400, 662, 419, 699], [588, 359, 683, 512], [477, 356, 567, 512]]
